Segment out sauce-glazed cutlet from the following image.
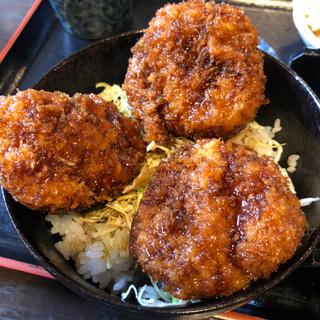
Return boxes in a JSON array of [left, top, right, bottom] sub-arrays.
[[130, 139, 306, 300], [124, 0, 267, 144], [0, 89, 145, 212]]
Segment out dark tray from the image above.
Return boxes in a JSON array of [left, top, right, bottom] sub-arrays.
[[1, 1, 320, 319]]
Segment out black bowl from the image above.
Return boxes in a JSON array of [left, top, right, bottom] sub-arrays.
[[3, 31, 320, 319]]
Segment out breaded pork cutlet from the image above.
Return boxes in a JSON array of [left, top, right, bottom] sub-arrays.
[[0, 89, 145, 212], [124, 0, 267, 144], [130, 139, 306, 300]]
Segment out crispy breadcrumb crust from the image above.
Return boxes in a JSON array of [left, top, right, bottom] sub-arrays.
[[124, 0, 267, 144], [0, 89, 145, 212], [130, 140, 306, 299]]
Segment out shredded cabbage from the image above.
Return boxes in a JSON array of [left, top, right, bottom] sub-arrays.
[[123, 138, 191, 193], [228, 120, 284, 163], [96, 82, 132, 117], [121, 281, 189, 307], [77, 190, 144, 231], [300, 197, 320, 207], [228, 120, 297, 193]]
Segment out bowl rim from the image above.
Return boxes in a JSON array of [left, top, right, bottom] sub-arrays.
[[292, 0, 320, 48], [3, 30, 320, 317]]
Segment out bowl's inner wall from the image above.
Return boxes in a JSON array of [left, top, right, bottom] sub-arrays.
[[4, 32, 320, 318], [35, 33, 140, 94]]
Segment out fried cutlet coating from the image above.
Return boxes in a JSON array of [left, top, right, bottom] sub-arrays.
[[123, 0, 267, 144], [130, 140, 306, 300], [0, 89, 145, 212]]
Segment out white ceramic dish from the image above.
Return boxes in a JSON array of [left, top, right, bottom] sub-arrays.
[[292, 0, 320, 48]]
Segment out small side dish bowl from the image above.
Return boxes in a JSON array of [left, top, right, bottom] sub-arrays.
[[3, 31, 320, 319], [292, 0, 320, 48]]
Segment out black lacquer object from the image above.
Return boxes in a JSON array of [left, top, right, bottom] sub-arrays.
[[289, 48, 320, 269], [290, 48, 320, 103], [3, 32, 320, 319]]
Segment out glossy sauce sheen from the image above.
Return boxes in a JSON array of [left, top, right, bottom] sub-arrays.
[[0, 89, 145, 212], [124, 0, 267, 144], [130, 140, 306, 300]]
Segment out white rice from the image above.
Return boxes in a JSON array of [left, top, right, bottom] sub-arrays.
[[46, 213, 134, 291]]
